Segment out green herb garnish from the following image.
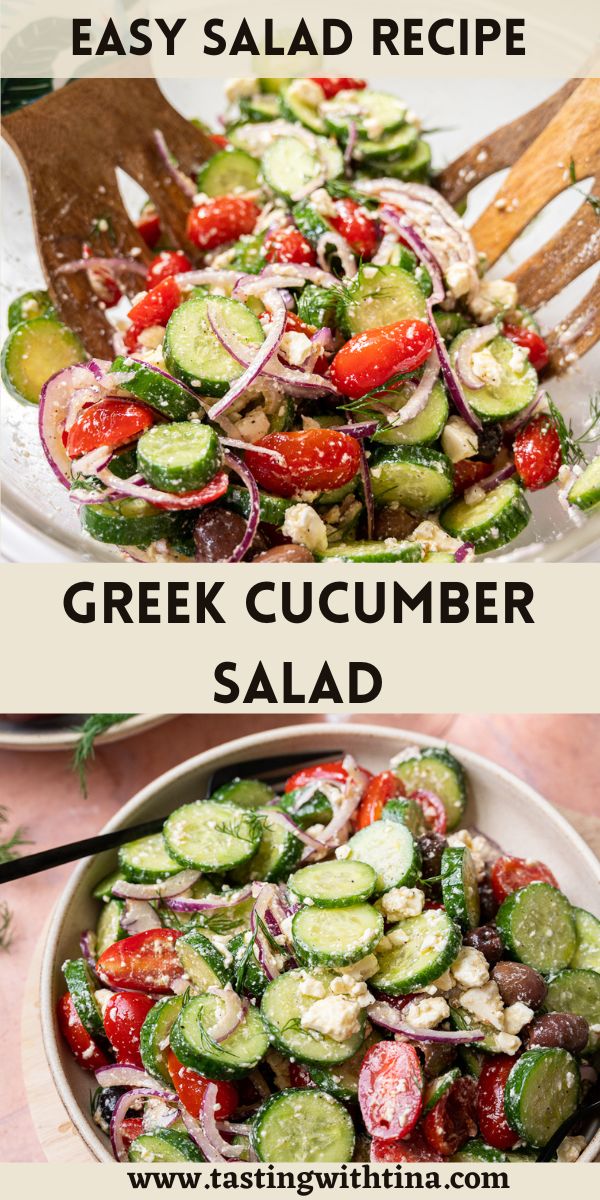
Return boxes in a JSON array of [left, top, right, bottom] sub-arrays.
[[72, 714, 134, 796], [548, 394, 600, 468], [569, 160, 600, 218]]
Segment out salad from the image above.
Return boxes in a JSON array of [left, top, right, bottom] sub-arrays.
[[3, 77, 599, 562], [57, 747, 600, 1163]]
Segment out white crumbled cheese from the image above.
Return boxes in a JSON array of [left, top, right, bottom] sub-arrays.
[[282, 503, 328, 555], [286, 78, 325, 108], [460, 980, 505, 1030], [451, 946, 490, 989], [299, 973, 327, 999], [445, 262, 476, 299], [235, 406, 271, 443], [503, 1002, 533, 1036], [309, 187, 339, 219], [279, 331, 315, 367], [338, 953, 379, 981], [469, 279, 518, 322], [266, 1048, 292, 1090], [301, 993, 363, 1042], [208, 934, 234, 969], [409, 519, 465, 555], [225, 77, 259, 103], [431, 969, 454, 992], [470, 348, 503, 388], [556, 1135, 587, 1163], [464, 484, 487, 506], [492, 1031, 522, 1055], [447, 829, 490, 882], [403, 995, 450, 1029], [508, 344, 528, 373], [137, 325, 165, 351], [386, 926, 410, 948], [376, 934, 392, 953], [330, 976, 373, 1004], [335, 843, 352, 860], [380, 886, 425, 922], [93, 989, 114, 1018], [362, 115, 386, 140], [441, 415, 480, 463]]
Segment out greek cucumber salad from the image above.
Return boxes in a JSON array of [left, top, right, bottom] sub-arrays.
[[4, 77, 599, 562], [58, 748, 600, 1163]]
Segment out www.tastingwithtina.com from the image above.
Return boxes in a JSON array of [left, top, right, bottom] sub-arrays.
[[126, 1165, 510, 1192]]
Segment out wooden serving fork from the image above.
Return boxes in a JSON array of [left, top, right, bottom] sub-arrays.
[[438, 79, 600, 374]]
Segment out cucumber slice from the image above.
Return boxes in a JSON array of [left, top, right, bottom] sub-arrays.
[[309, 1029, 381, 1102], [262, 136, 322, 201], [450, 1005, 499, 1054], [239, 94, 280, 122], [137, 422, 222, 495], [296, 283, 338, 329], [382, 797, 427, 837], [118, 833, 183, 884], [230, 232, 266, 275], [370, 445, 454, 512], [459, 1046, 485, 1078], [570, 907, 600, 972], [280, 85, 326, 135], [568, 456, 600, 511], [423, 1067, 461, 1115], [504, 1048, 580, 1148], [316, 539, 423, 563], [140, 995, 184, 1085], [8, 289, 55, 329], [170, 992, 268, 1080], [392, 747, 467, 830], [440, 479, 531, 556], [322, 90, 407, 140], [277, 788, 334, 830], [163, 801, 262, 873], [441, 845, 481, 930], [210, 778, 275, 809], [372, 381, 449, 447], [289, 860, 377, 908], [435, 312, 472, 343], [226, 486, 293, 527], [80, 498, 184, 547], [1, 316, 84, 405], [163, 293, 264, 398], [259, 79, 291, 95], [176, 929, 230, 988], [375, 140, 432, 182], [372, 908, 462, 994], [544, 968, 600, 1052], [341, 265, 427, 335], [197, 147, 260, 196], [345, 820, 421, 895], [229, 931, 269, 998], [252, 1089, 355, 1162], [63, 958, 104, 1037], [452, 1138, 509, 1163], [109, 446, 138, 480], [449, 332, 538, 422], [292, 200, 333, 252], [496, 882, 576, 974], [230, 808, 302, 885], [110, 357, 200, 421], [128, 1130, 203, 1163], [93, 870, 124, 901], [291, 903, 384, 968], [95, 899, 126, 956], [261, 968, 366, 1065], [355, 124, 419, 164]]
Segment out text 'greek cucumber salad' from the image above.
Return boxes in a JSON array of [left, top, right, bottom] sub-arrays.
[[4, 77, 600, 562], [58, 748, 600, 1163]]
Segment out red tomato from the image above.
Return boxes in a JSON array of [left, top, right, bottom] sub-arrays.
[[167, 1050, 239, 1119], [309, 78, 367, 99], [503, 323, 549, 373], [186, 196, 259, 252], [289, 1062, 315, 1088], [410, 789, 447, 836], [423, 1076, 478, 1156], [146, 250, 192, 289], [82, 243, 122, 308], [96, 928, 184, 994], [103, 992, 155, 1068], [245, 429, 361, 498], [358, 1042, 423, 1140], [150, 470, 229, 510], [284, 759, 351, 793], [355, 771, 406, 830], [452, 459, 494, 496], [330, 198, 378, 260], [56, 993, 109, 1072], [285, 312, 316, 336], [136, 205, 161, 248], [120, 1117, 145, 1149], [491, 856, 559, 905], [264, 226, 317, 266], [125, 276, 182, 351], [477, 1056, 520, 1150], [371, 1130, 445, 1162], [211, 133, 230, 150], [330, 319, 434, 399], [513, 414, 562, 491], [67, 399, 154, 459]]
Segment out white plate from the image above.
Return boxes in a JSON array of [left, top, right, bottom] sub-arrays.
[[2, 78, 599, 562], [0, 713, 171, 751], [40, 720, 600, 1162]]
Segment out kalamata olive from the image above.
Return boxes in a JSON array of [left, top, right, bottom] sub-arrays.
[[252, 544, 315, 563], [476, 423, 503, 462], [421, 1042, 457, 1080], [374, 506, 420, 541], [492, 961, 548, 1009], [478, 874, 499, 923], [418, 832, 447, 878], [525, 1012, 589, 1054], [91, 1086, 126, 1134], [463, 924, 504, 965], [193, 509, 267, 562]]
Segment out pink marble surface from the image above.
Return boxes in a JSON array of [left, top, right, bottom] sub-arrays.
[[0, 712, 598, 1161]]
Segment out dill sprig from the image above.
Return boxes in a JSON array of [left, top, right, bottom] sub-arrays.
[[0, 902, 14, 951], [72, 714, 134, 796], [548, 394, 600, 468], [0, 806, 30, 864], [569, 160, 600, 218], [233, 930, 258, 994], [325, 179, 379, 209], [215, 812, 266, 846]]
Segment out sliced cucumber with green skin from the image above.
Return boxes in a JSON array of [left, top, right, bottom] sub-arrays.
[[280, 86, 326, 135], [316, 539, 423, 563], [544, 968, 600, 1052], [229, 931, 269, 998], [289, 860, 377, 908], [128, 1130, 203, 1163], [309, 1029, 381, 1102], [93, 870, 125, 901], [262, 136, 322, 202], [95, 899, 126, 956], [504, 1048, 580, 1148], [373, 140, 432, 182], [322, 90, 407, 141], [210, 778, 275, 809], [382, 797, 427, 837], [292, 200, 333, 251], [261, 968, 365, 1066], [441, 845, 480, 931], [226, 486, 293, 527], [81, 498, 184, 547], [450, 331, 538, 422], [568, 456, 600, 511], [296, 283, 338, 329], [345, 819, 421, 895], [570, 907, 600, 972], [341, 265, 427, 336], [239, 94, 280, 122], [230, 808, 302, 885], [170, 993, 269, 1080], [355, 124, 419, 164], [8, 289, 55, 329], [164, 293, 264, 398], [435, 312, 472, 343], [440, 478, 531, 556], [140, 995, 184, 1085], [110, 356, 200, 420], [1, 316, 85, 405], [137, 423, 222, 495], [63, 959, 104, 1037], [163, 800, 262, 872], [176, 929, 230, 989], [452, 1138, 509, 1163], [118, 832, 183, 884], [292, 903, 384, 968], [109, 446, 138, 480], [423, 1067, 461, 1115], [459, 1046, 485, 1078], [372, 908, 462, 994], [252, 1088, 355, 1163], [259, 79, 291, 95], [230, 232, 266, 275], [371, 380, 449, 447], [450, 1006, 499, 1054], [392, 747, 467, 831], [277, 788, 334, 830], [496, 882, 577, 974], [197, 147, 260, 196], [370, 445, 454, 513]]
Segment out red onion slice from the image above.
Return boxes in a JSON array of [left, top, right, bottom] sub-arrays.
[[251, 884, 285, 981], [207, 290, 287, 421], [219, 437, 285, 463], [79, 930, 97, 971], [112, 869, 200, 901], [316, 230, 356, 277], [153, 129, 197, 200], [206, 303, 339, 399], [165, 884, 253, 913], [430, 312, 483, 432], [454, 542, 475, 563], [503, 389, 546, 436], [110, 1087, 176, 1162], [121, 899, 161, 935], [291, 172, 327, 202], [368, 1002, 484, 1044], [39, 363, 101, 488], [455, 324, 498, 390], [477, 462, 516, 494], [267, 809, 326, 850], [95, 467, 226, 511], [221, 451, 260, 562], [257, 263, 338, 288], [71, 443, 114, 477], [301, 754, 366, 859], [57, 257, 147, 280], [97, 1063, 176, 1091], [380, 208, 445, 303], [344, 121, 357, 169], [207, 986, 249, 1044], [334, 421, 379, 439], [383, 349, 440, 428], [174, 268, 245, 290]]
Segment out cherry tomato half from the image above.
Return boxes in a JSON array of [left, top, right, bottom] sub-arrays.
[[330, 319, 434, 399], [410, 788, 447, 836], [354, 771, 406, 830], [150, 471, 230, 511], [56, 993, 109, 1072], [503, 323, 549, 374], [477, 1055, 520, 1150], [125, 276, 182, 351], [330, 198, 378, 260], [309, 78, 367, 99], [452, 459, 495, 497], [358, 1041, 423, 1140], [423, 1075, 478, 1157], [96, 928, 184, 994], [186, 196, 259, 252], [103, 991, 156, 1068], [245, 429, 361, 498], [264, 226, 317, 266], [136, 204, 161, 249], [371, 1130, 445, 1162], [490, 855, 559, 905], [289, 1062, 315, 1088], [284, 759, 356, 793], [167, 1050, 239, 1119], [146, 250, 192, 289], [513, 414, 562, 491], [66, 399, 154, 459]]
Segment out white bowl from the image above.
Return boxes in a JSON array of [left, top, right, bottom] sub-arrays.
[[0, 713, 170, 751], [40, 720, 600, 1161]]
